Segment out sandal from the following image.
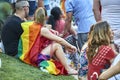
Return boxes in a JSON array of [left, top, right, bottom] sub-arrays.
[[67, 69, 78, 75]]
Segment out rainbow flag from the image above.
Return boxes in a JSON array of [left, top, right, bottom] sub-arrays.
[[17, 21, 68, 75], [38, 54, 68, 75], [18, 21, 41, 67]]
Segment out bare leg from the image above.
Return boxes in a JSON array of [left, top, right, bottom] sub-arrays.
[[41, 43, 78, 74]]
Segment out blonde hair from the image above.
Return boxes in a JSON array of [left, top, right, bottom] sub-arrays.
[[34, 7, 45, 25], [87, 21, 112, 62]]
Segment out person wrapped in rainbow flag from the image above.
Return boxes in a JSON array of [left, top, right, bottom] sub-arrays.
[[18, 7, 78, 75]]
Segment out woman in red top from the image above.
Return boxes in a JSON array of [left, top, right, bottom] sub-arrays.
[[47, 7, 69, 37], [86, 21, 117, 80]]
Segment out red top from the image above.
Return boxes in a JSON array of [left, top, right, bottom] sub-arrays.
[[55, 19, 65, 34], [87, 45, 116, 80], [55, 19, 70, 38]]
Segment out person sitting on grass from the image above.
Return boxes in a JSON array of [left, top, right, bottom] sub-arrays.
[[47, 6, 80, 69], [18, 7, 78, 75], [1, 0, 29, 56], [86, 21, 117, 80], [47, 6, 67, 37]]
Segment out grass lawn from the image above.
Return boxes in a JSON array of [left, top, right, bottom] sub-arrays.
[[0, 53, 76, 80]]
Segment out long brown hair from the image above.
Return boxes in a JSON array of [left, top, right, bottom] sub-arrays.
[[87, 21, 111, 62]]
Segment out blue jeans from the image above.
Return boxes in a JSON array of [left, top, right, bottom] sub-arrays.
[[77, 33, 88, 50]]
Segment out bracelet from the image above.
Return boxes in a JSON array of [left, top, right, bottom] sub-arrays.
[[110, 40, 114, 44]]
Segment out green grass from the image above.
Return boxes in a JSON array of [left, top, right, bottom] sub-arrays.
[[0, 53, 75, 80]]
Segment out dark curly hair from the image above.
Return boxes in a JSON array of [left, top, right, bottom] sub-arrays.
[[47, 7, 62, 30]]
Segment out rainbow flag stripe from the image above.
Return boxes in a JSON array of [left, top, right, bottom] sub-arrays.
[[18, 21, 41, 66]]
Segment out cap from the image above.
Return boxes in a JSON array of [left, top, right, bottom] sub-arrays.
[[15, 1, 29, 9]]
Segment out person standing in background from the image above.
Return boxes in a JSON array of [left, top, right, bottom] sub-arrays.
[[64, 0, 96, 50], [93, 0, 120, 52], [27, 0, 37, 20]]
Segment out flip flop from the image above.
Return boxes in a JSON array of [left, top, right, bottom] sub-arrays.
[[68, 69, 78, 75]]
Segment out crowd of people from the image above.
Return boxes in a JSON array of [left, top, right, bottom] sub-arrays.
[[0, 0, 120, 80]]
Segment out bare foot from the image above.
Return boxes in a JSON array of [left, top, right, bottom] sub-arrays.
[[67, 68, 78, 75]]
